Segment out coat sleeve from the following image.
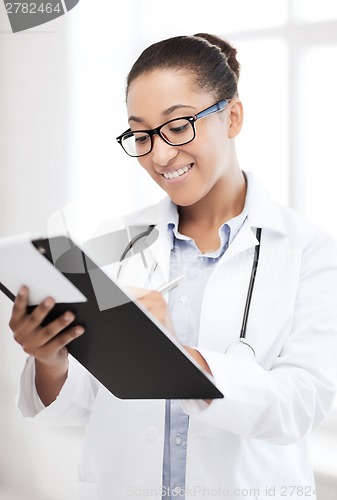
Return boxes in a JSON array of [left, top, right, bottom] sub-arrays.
[[181, 230, 337, 445], [17, 354, 100, 425]]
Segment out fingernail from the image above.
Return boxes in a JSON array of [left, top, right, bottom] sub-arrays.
[[18, 286, 26, 296], [44, 298, 54, 307], [64, 312, 75, 322], [74, 326, 84, 335]]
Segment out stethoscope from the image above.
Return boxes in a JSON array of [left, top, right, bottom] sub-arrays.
[[116, 225, 262, 359], [225, 227, 262, 359], [116, 224, 158, 288]]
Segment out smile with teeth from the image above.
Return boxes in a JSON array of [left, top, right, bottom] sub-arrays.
[[162, 165, 193, 179]]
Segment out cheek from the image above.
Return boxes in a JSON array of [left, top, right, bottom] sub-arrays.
[[192, 124, 227, 160], [191, 136, 226, 171]]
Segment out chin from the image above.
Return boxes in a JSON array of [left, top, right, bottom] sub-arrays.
[[168, 193, 200, 207]]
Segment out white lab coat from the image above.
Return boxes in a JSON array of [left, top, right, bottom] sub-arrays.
[[18, 172, 337, 500]]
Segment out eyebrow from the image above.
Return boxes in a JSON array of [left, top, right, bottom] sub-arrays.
[[128, 104, 197, 123]]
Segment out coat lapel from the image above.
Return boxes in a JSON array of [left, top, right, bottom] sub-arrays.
[[118, 197, 173, 290], [217, 219, 259, 266]]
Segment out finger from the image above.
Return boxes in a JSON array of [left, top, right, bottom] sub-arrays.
[[137, 290, 163, 304], [38, 325, 85, 359], [33, 310, 77, 348], [134, 291, 165, 312], [137, 295, 170, 327], [126, 286, 152, 300], [10, 285, 29, 329], [22, 296, 56, 333], [14, 297, 56, 347]]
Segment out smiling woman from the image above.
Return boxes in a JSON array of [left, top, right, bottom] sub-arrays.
[[124, 83, 243, 215], [121, 34, 246, 233], [9, 32, 337, 500]]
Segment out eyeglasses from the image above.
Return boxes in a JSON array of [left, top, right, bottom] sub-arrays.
[[116, 99, 229, 158]]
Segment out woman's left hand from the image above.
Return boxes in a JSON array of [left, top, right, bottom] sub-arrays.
[[126, 287, 176, 338], [126, 286, 212, 381]]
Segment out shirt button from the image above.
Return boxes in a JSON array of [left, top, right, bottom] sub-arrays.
[[173, 485, 182, 495], [174, 434, 183, 445], [179, 295, 187, 302]]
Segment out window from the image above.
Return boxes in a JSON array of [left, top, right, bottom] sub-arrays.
[[299, 45, 337, 235], [64, 1, 337, 238]]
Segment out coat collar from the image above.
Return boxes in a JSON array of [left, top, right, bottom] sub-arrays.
[[244, 171, 286, 235], [121, 171, 286, 281]]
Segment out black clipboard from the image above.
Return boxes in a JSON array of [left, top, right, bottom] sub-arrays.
[[0, 235, 223, 400]]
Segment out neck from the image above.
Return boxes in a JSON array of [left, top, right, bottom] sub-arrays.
[[179, 168, 247, 228]]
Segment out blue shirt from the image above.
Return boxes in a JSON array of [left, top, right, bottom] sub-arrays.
[[162, 200, 248, 499]]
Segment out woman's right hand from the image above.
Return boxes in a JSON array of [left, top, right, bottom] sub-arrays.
[[9, 285, 85, 406], [10, 285, 84, 367]]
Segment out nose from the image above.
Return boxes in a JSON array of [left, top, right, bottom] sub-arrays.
[[150, 134, 178, 166]]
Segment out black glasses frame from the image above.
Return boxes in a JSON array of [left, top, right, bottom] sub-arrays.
[[116, 99, 229, 158]]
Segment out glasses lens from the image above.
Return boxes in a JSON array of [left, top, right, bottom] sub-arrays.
[[161, 119, 194, 145], [121, 132, 152, 157]]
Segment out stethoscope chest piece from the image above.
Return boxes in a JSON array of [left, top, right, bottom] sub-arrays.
[[225, 339, 256, 359]]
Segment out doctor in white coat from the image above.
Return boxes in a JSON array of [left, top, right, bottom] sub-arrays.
[[10, 33, 337, 500]]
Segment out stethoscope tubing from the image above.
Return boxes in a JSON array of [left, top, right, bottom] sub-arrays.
[[240, 227, 262, 339], [117, 224, 262, 357], [116, 225, 155, 281]]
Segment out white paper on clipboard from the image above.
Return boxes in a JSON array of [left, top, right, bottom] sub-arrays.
[[0, 233, 87, 305]]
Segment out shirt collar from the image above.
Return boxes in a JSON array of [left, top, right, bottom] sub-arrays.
[[130, 170, 286, 236], [166, 171, 252, 250], [167, 202, 180, 250]]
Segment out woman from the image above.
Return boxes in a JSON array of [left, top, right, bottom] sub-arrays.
[[10, 34, 337, 499]]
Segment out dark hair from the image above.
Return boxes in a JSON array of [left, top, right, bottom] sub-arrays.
[[126, 33, 240, 101]]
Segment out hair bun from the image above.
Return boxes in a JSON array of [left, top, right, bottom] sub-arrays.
[[193, 33, 240, 81]]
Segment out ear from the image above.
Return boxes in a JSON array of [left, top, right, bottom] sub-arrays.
[[227, 99, 243, 139]]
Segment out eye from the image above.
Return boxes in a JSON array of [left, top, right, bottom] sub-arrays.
[[134, 133, 150, 144], [169, 122, 190, 134]]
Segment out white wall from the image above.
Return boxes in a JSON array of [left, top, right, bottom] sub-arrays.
[[0, 6, 83, 500], [0, 2, 157, 498]]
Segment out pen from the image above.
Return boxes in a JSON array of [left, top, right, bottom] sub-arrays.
[[156, 275, 184, 294]]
